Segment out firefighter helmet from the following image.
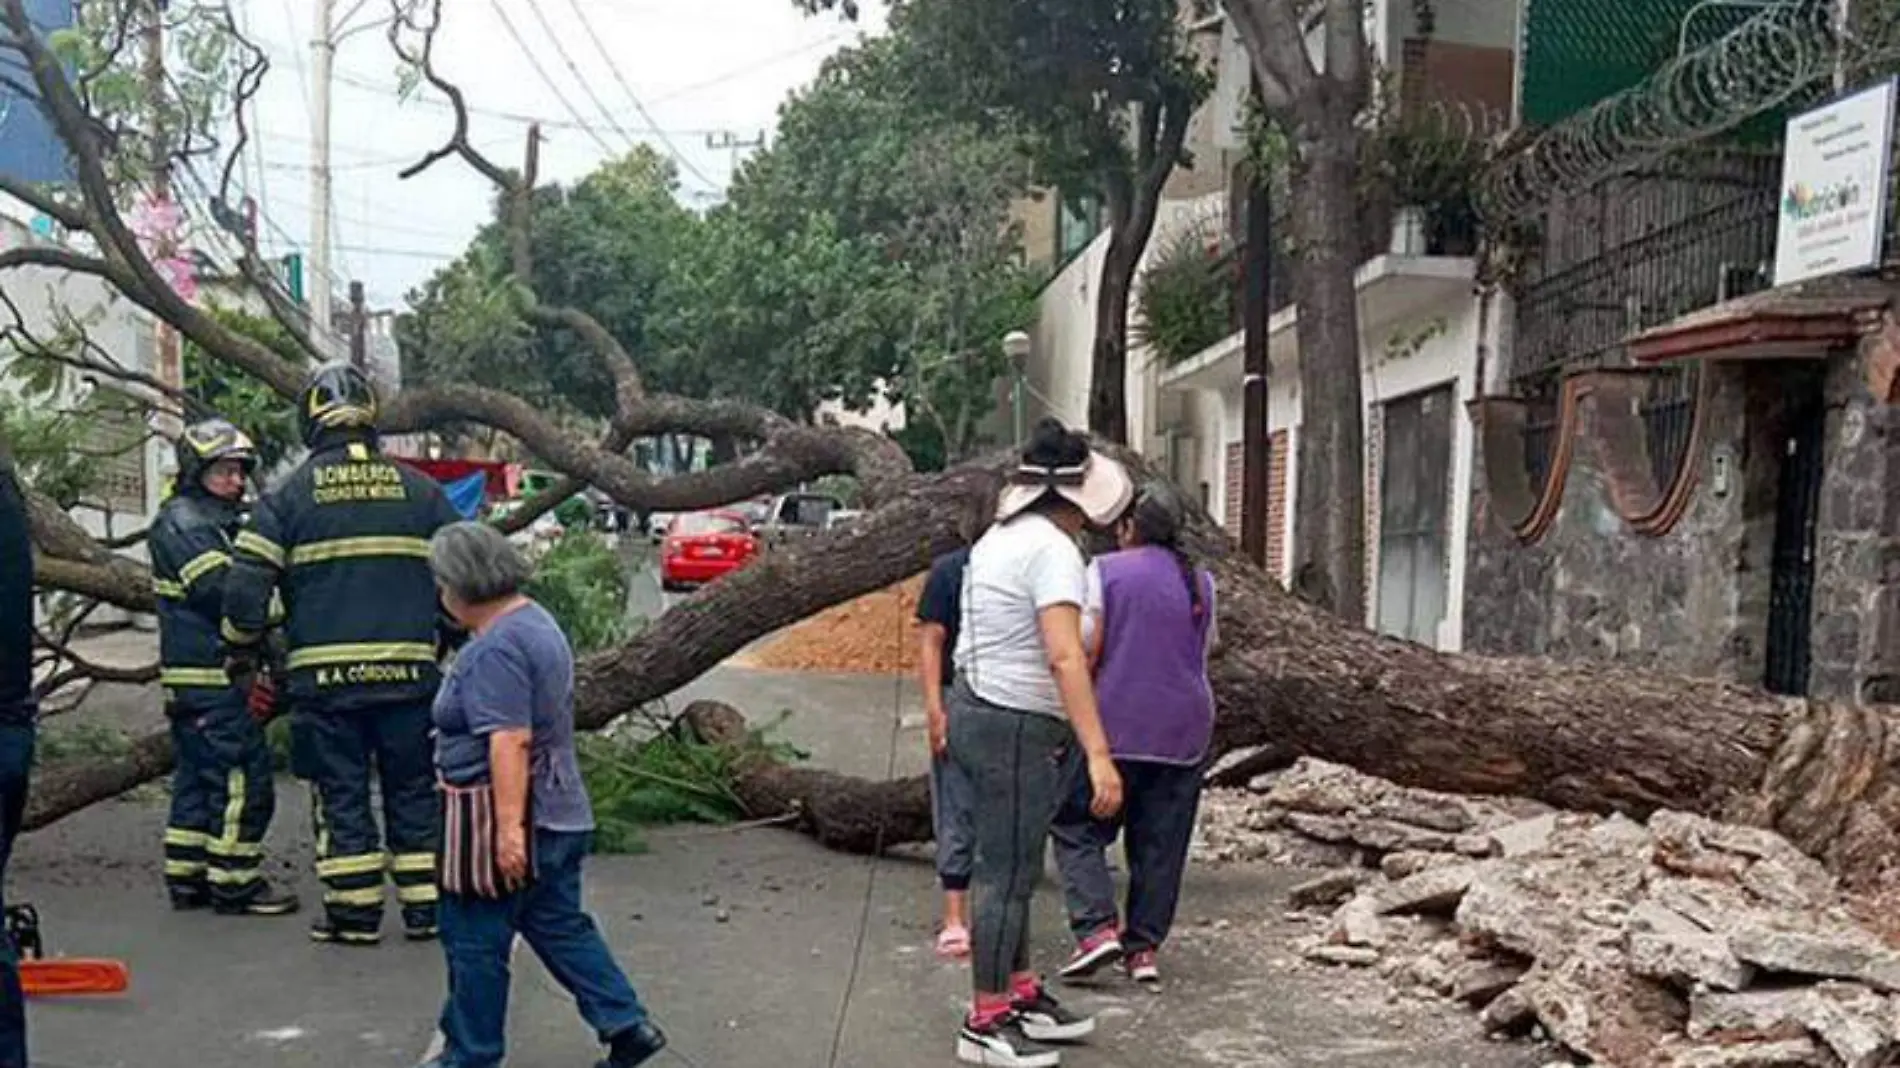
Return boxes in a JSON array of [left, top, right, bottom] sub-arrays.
[[175, 418, 257, 493], [298, 362, 378, 446]]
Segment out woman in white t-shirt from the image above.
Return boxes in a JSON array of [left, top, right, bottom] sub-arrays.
[[946, 418, 1132, 1068]]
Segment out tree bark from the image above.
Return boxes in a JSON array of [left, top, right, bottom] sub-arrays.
[[1288, 114, 1368, 619], [1087, 233, 1139, 445]]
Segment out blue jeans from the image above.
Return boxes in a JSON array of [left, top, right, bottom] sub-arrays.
[[436, 829, 648, 1067], [930, 753, 975, 892], [0, 724, 35, 1068]]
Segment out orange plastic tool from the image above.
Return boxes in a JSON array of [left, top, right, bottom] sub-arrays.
[[21, 959, 129, 997]]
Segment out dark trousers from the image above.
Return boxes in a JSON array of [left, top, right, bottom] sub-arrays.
[[437, 829, 649, 1068], [0, 725, 32, 1068], [293, 700, 440, 934], [164, 695, 276, 906], [930, 753, 976, 892], [947, 687, 1077, 996], [1050, 758, 1203, 954]]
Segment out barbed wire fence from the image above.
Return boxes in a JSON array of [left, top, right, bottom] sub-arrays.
[[1483, 0, 1900, 223]]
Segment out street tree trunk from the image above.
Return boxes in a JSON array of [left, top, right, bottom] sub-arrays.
[[1287, 121, 1368, 618], [1087, 231, 1141, 445]]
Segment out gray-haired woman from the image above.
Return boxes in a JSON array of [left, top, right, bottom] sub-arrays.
[[422, 522, 666, 1068]]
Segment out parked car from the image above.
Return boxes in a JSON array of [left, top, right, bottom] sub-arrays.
[[823, 509, 863, 530], [659, 511, 760, 591], [755, 492, 844, 549]]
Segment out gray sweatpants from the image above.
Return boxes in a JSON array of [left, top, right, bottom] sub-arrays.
[[947, 683, 1078, 996]]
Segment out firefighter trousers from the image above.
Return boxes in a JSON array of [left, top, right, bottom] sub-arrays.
[[164, 695, 276, 907], [293, 700, 440, 937]]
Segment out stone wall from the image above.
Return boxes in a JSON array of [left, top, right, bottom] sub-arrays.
[[1463, 362, 1778, 683], [1810, 352, 1900, 702]]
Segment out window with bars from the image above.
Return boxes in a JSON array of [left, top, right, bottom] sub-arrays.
[[77, 388, 150, 514]]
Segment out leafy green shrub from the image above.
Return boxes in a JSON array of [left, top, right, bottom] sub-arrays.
[[580, 712, 807, 854], [524, 530, 630, 654], [1134, 222, 1236, 367]]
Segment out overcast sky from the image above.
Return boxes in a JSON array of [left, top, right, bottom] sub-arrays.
[[227, 0, 888, 308]]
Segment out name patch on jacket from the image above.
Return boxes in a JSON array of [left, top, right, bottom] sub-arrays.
[[312, 463, 410, 505], [314, 663, 426, 687]]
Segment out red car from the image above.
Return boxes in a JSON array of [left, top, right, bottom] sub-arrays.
[[659, 511, 760, 591]]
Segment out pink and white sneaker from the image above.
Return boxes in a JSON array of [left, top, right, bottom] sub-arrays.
[[936, 924, 971, 960], [1126, 948, 1160, 986], [1057, 926, 1124, 981]]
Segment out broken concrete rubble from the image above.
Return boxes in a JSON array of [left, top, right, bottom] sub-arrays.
[[1193, 758, 1900, 1068]]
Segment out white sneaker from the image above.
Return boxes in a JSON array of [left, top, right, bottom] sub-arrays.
[[957, 1014, 1061, 1067]]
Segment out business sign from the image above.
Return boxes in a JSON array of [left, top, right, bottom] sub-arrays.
[[1773, 77, 1899, 288], [0, 0, 74, 185]]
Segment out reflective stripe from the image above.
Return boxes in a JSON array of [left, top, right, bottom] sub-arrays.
[[267, 590, 286, 625], [347, 443, 371, 461], [395, 883, 439, 905], [311, 787, 331, 861], [234, 531, 286, 568], [153, 578, 186, 600], [317, 854, 388, 879], [388, 853, 436, 875], [287, 642, 437, 670], [222, 619, 261, 645], [207, 840, 265, 859], [161, 667, 230, 688], [217, 769, 247, 861], [164, 860, 206, 878], [164, 828, 210, 848], [288, 536, 432, 566], [207, 868, 262, 886], [179, 550, 230, 586], [323, 887, 386, 907]]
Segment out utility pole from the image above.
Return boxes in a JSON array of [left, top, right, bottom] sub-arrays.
[[310, 0, 335, 352], [705, 130, 765, 181], [1238, 78, 1272, 569], [348, 280, 366, 371], [144, 0, 181, 438]]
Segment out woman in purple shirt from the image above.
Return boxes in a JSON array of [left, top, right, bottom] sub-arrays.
[[1051, 482, 1217, 989]]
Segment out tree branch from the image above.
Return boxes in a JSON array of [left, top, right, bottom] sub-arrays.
[[1228, 0, 1319, 114]]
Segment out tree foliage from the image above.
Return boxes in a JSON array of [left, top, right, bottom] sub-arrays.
[[182, 304, 306, 473]]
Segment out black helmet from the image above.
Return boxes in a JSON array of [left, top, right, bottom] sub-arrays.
[[175, 418, 257, 493], [298, 362, 378, 446]]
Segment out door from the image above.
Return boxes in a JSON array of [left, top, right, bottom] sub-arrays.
[[1376, 386, 1455, 646], [1764, 369, 1827, 696]]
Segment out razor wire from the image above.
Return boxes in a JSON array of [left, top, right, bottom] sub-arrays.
[[1483, 0, 1900, 223]]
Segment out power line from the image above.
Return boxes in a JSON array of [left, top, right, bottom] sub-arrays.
[[329, 71, 731, 139], [645, 30, 854, 106], [521, 0, 646, 153], [485, 0, 615, 155], [562, 0, 719, 189]]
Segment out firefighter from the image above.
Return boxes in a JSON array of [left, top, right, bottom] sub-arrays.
[[150, 419, 299, 917], [222, 363, 461, 946]]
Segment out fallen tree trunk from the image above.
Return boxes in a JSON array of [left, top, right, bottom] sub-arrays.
[[22, 451, 1900, 889], [682, 700, 934, 853]]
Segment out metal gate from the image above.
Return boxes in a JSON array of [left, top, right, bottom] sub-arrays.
[[1764, 368, 1826, 696], [1376, 385, 1454, 647]]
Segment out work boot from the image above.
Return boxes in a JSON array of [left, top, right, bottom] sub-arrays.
[[403, 908, 439, 942], [168, 886, 211, 912], [213, 882, 301, 917], [598, 1020, 668, 1068], [309, 916, 381, 947]]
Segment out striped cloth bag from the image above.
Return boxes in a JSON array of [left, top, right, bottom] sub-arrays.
[[438, 778, 534, 899]]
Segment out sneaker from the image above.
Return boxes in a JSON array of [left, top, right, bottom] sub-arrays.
[[169, 887, 211, 912], [1011, 986, 1095, 1043], [957, 1013, 1060, 1067], [1126, 948, 1160, 986], [213, 883, 300, 917], [404, 923, 439, 943], [598, 1020, 668, 1068], [309, 918, 381, 946], [1057, 927, 1123, 982]]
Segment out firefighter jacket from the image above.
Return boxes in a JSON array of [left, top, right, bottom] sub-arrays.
[[151, 488, 249, 710], [222, 434, 461, 712]]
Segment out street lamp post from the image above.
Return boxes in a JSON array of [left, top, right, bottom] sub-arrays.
[[1003, 330, 1032, 445]]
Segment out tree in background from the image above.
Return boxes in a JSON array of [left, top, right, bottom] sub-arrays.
[[797, 0, 1213, 445], [1225, 0, 1374, 619]]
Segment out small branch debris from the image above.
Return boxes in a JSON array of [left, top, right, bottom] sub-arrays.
[[1193, 759, 1900, 1068]]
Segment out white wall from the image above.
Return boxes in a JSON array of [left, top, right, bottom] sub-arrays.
[[1245, 291, 1486, 651]]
